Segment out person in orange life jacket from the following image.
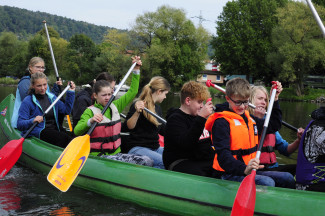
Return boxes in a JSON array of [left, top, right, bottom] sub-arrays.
[[249, 85, 304, 175], [296, 107, 325, 192], [72, 72, 116, 129], [163, 81, 215, 176], [123, 76, 170, 169], [17, 72, 75, 148], [74, 56, 153, 166], [205, 78, 295, 188]]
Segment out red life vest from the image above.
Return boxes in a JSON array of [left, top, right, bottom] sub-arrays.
[[89, 104, 121, 154], [259, 133, 277, 165], [205, 110, 258, 172]]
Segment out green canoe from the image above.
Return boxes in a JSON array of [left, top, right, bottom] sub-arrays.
[[0, 94, 323, 216]]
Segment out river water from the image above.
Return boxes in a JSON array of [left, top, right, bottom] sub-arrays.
[[0, 85, 323, 215]]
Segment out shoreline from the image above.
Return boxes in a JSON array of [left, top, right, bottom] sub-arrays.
[[213, 93, 325, 104], [1, 83, 324, 104]]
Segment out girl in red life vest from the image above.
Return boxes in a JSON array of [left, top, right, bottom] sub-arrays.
[[249, 85, 304, 175], [74, 56, 153, 166], [123, 76, 170, 169]]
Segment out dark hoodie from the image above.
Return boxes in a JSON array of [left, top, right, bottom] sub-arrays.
[[163, 108, 215, 169], [72, 87, 93, 128], [311, 107, 325, 120]]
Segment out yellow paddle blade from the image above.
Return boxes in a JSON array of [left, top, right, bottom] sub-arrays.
[[47, 134, 90, 192]]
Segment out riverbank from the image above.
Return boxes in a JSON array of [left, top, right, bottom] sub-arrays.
[[210, 86, 325, 103], [1, 77, 324, 103]]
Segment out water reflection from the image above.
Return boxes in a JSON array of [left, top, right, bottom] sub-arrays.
[[50, 207, 76, 216], [0, 180, 21, 214]]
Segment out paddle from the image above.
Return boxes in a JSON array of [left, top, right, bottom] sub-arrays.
[[205, 80, 298, 132], [43, 20, 73, 132], [47, 62, 137, 192], [0, 85, 71, 179], [230, 82, 278, 216], [306, 0, 325, 37], [143, 107, 166, 124]]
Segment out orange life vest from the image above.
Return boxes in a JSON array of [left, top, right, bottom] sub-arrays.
[[205, 110, 259, 172], [88, 104, 121, 154]]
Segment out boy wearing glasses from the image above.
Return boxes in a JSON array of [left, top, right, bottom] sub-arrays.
[[205, 78, 295, 188]]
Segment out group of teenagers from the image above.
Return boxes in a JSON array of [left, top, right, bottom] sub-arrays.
[[12, 56, 325, 192]]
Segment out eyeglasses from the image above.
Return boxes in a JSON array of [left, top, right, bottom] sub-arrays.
[[227, 95, 249, 106], [34, 66, 46, 71]]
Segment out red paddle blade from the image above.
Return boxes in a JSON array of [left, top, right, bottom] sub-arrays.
[[231, 170, 256, 216], [0, 137, 24, 179]]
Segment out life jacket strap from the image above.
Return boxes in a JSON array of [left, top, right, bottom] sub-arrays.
[[262, 146, 275, 153], [231, 144, 258, 156]]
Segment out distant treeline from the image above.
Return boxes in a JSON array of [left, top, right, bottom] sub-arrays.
[[0, 5, 115, 43], [0, 5, 212, 90]]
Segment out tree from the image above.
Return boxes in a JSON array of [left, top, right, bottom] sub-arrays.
[[38, 26, 61, 39], [267, 1, 325, 96], [131, 5, 211, 88], [66, 34, 99, 84], [0, 31, 27, 77], [94, 29, 133, 83], [212, 0, 288, 83], [313, 0, 325, 7]]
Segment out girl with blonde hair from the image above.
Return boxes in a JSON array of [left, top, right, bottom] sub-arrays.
[[17, 72, 75, 147], [124, 76, 170, 169], [249, 85, 304, 176]]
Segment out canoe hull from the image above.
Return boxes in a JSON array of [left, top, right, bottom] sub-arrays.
[[0, 94, 324, 216]]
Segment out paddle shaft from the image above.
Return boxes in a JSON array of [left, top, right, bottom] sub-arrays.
[[206, 80, 298, 132], [43, 20, 60, 81], [306, 0, 325, 38], [87, 62, 137, 135], [256, 87, 277, 159], [143, 107, 166, 124], [22, 85, 71, 139]]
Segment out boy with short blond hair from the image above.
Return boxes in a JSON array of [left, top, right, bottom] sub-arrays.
[[163, 81, 215, 176], [205, 78, 295, 188]]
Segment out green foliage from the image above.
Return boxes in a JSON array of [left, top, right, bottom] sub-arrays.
[[0, 5, 111, 43], [267, 1, 325, 96], [313, 0, 325, 7], [212, 0, 288, 83], [0, 5, 211, 89], [132, 5, 211, 88], [0, 77, 19, 85], [66, 34, 99, 84], [0, 31, 28, 77], [279, 87, 325, 101], [208, 85, 225, 97]]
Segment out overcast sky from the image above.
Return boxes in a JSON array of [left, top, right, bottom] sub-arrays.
[[1, 0, 231, 35]]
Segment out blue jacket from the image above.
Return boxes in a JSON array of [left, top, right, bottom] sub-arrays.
[[17, 90, 75, 138], [11, 75, 61, 128]]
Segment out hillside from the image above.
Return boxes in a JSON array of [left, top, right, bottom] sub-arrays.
[[0, 5, 116, 43]]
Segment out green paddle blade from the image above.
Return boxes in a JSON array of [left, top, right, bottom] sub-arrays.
[[47, 134, 90, 192]]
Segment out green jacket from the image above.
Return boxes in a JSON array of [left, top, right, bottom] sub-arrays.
[[74, 72, 140, 138]]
